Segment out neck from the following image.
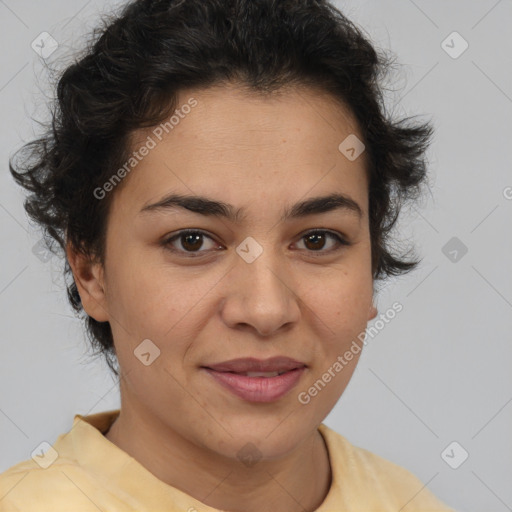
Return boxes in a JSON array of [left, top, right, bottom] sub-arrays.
[[105, 402, 332, 512]]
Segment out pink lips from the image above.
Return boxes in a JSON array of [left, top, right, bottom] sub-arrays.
[[201, 356, 307, 403]]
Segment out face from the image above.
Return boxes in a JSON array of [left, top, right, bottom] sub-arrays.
[[70, 83, 376, 460]]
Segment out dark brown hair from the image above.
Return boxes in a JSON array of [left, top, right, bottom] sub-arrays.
[[10, 0, 434, 375]]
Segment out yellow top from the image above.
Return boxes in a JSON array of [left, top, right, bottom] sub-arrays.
[[0, 409, 456, 511]]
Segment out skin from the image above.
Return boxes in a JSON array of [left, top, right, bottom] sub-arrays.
[[67, 82, 378, 512]]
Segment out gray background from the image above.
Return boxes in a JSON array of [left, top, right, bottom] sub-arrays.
[[1, 1, 511, 511]]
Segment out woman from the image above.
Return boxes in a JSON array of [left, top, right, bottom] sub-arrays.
[[0, 0, 456, 510]]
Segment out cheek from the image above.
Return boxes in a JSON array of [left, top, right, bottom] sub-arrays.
[[305, 267, 372, 329], [300, 268, 372, 389], [105, 255, 199, 330], [104, 256, 220, 378], [297, 351, 362, 421]]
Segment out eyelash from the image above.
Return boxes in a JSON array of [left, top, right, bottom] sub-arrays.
[[161, 229, 351, 258]]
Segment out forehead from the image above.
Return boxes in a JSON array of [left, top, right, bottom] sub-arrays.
[[111, 83, 369, 220]]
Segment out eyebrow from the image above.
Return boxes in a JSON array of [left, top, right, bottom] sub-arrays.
[[139, 192, 363, 223]]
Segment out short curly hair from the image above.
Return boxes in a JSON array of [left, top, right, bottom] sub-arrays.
[[10, 0, 434, 376]]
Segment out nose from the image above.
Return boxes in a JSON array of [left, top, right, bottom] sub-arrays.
[[220, 251, 301, 337]]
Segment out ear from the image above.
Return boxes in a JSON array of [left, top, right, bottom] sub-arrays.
[[368, 303, 378, 321], [66, 241, 109, 322]]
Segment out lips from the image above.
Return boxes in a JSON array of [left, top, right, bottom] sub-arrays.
[[201, 357, 308, 402], [202, 356, 307, 374]]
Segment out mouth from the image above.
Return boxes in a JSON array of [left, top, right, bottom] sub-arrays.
[[200, 357, 307, 402], [202, 356, 307, 374], [218, 370, 289, 377]]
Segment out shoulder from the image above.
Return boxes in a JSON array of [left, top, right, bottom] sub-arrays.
[[0, 457, 113, 512], [319, 424, 457, 511], [0, 410, 124, 512]]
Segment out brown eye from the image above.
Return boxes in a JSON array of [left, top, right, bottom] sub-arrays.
[[163, 230, 220, 256], [296, 230, 350, 254], [180, 232, 204, 251], [303, 232, 327, 251]]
